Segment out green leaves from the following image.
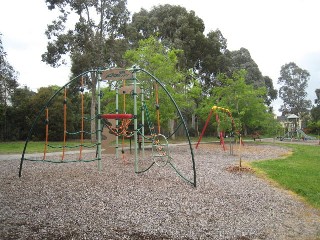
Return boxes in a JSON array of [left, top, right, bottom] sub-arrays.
[[198, 69, 277, 135], [43, 0, 130, 72], [278, 62, 312, 116]]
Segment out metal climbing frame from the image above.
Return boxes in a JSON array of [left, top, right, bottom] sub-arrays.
[[132, 68, 196, 186], [19, 67, 197, 187], [99, 67, 196, 186]]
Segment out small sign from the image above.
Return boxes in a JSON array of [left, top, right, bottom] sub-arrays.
[[101, 68, 132, 81], [119, 85, 141, 94]]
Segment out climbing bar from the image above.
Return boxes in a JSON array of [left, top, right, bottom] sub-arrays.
[[47, 143, 98, 149], [23, 157, 101, 164], [142, 103, 155, 136], [101, 113, 133, 119], [66, 130, 96, 135]]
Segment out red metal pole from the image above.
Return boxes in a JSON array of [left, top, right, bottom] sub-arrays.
[[196, 109, 213, 149]]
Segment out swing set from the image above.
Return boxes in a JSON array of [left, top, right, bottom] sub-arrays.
[[19, 67, 197, 187], [196, 105, 243, 155]]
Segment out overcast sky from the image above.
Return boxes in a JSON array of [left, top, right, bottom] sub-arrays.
[[1, 0, 319, 114]]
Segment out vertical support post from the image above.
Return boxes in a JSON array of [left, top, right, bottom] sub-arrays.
[[79, 78, 84, 160], [115, 85, 119, 158], [141, 87, 145, 157], [155, 83, 161, 134], [229, 135, 233, 155], [133, 70, 138, 172], [62, 87, 67, 160], [43, 108, 49, 160], [239, 134, 242, 168], [97, 71, 102, 171]]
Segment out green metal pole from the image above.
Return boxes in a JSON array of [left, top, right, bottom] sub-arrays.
[[115, 85, 119, 159], [133, 70, 138, 172], [139, 68, 196, 187], [141, 86, 145, 157], [97, 71, 102, 171]]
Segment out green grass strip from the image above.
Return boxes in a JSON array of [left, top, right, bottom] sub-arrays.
[[251, 143, 320, 209], [0, 141, 94, 154]]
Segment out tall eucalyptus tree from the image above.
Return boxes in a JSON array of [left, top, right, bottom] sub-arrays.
[[0, 33, 19, 140], [42, 0, 130, 140], [278, 62, 312, 118]]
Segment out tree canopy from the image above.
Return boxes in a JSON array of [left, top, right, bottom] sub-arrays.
[[42, 0, 131, 140], [278, 62, 312, 117], [0, 33, 19, 140], [42, 0, 130, 73], [198, 70, 278, 135], [8, 3, 320, 141]]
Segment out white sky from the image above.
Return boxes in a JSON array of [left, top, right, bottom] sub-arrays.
[[1, 0, 319, 114]]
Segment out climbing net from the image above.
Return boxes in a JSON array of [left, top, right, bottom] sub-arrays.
[[18, 71, 101, 180]]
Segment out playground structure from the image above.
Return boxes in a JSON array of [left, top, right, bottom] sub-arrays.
[[196, 106, 245, 166], [196, 106, 241, 151], [278, 114, 316, 141], [19, 67, 196, 187]]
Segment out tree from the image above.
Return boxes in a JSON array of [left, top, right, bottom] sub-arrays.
[[315, 89, 320, 106], [127, 5, 228, 90], [194, 29, 228, 90], [122, 36, 185, 137], [228, 48, 264, 87], [42, 0, 130, 141], [308, 89, 320, 134], [128, 4, 205, 70], [264, 76, 278, 110], [10, 87, 36, 140], [0, 33, 19, 140], [311, 106, 320, 123], [278, 62, 312, 117], [200, 70, 277, 136], [22, 85, 90, 141]]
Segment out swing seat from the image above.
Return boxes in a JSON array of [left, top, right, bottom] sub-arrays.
[[101, 113, 133, 119]]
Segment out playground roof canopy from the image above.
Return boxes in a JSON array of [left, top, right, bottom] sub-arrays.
[[286, 114, 299, 119]]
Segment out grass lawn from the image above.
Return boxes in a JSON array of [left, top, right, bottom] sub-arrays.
[[0, 141, 31, 154], [250, 143, 320, 209], [0, 140, 94, 154]]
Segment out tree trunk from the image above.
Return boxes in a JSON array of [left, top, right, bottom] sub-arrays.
[[191, 114, 196, 129], [168, 119, 175, 139], [243, 125, 248, 136]]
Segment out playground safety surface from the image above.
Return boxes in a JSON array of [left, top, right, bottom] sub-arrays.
[[1, 143, 319, 239]]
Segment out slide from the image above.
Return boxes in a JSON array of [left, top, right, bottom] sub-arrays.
[[297, 129, 316, 140]]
